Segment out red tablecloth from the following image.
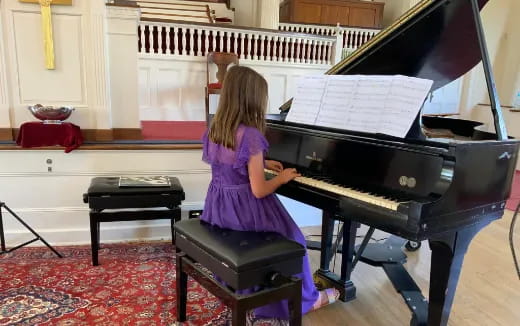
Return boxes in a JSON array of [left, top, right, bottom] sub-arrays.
[[16, 122, 83, 153]]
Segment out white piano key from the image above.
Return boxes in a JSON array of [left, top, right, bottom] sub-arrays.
[[265, 169, 401, 211]]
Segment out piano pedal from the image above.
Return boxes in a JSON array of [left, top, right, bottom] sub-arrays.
[[355, 235, 408, 267], [312, 270, 356, 302]]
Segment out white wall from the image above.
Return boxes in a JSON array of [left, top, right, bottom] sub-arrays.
[[230, 0, 258, 27], [138, 56, 330, 121], [0, 150, 211, 245], [0, 0, 112, 130], [459, 0, 520, 147]]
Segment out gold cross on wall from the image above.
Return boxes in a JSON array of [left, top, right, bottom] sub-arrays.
[[19, 0, 73, 70]]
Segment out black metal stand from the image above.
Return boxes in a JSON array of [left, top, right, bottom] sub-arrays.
[[0, 201, 62, 258], [310, 212, 357, 302], [353, 219, 490, 326]]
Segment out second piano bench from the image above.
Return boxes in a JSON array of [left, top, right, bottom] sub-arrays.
[[83, 177, 185, 266], [174, 218, 305, 326]]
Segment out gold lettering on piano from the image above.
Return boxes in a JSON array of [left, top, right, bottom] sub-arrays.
[[305, 152, 323, 162], [399, 176, 417, 188]]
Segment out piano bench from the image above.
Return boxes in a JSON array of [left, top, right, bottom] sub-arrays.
[[174, 218, 305, 325]]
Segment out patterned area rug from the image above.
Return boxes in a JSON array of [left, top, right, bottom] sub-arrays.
[[0, 243, 286, 326]]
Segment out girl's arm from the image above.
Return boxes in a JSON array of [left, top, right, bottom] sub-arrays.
[[248, 152, 300, 199]]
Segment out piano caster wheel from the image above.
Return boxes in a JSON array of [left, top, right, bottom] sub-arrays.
[[405, 241, 421, 252]]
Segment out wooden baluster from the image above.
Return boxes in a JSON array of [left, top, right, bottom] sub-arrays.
[[275, 35, 281, 61], [265, 35, 272, 61], [139, 24, 144, 53], [238, 33, 244, 59], [257, 34, 264, 60], [323, 40, 328, 65], [315, 40, 321, 64], [285, 36, 293, 62], [186, 28, 191, 55], [151, 25, 158, 54], [329, 41, 334, 65], [233, 32, 238, 56], [165, 26, 171, 55], [283, 36, 289, 62], [323, 40, 329, 65], [187, 28, 196, 57], [158, 25, 164, 54], [310, 39, 316, 64], [210, 29, 216, 53], [295, 38, 301, 64], [201, 30, 206, 54], [196, 28, 201, 56], [250, 33, 256, 60], [180, 27, 186, 56], [218, 31, 224, 52], [315, 39, 320, 63], [302, 38, 308, 63], [226, 31, 231, 53], [244, 33, 252, 59], [279, 36, 287, 62]]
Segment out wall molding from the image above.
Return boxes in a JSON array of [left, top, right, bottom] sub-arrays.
[[11, 127, 143, 142], [7, 201, 203, 214], [0, 169, 210, 178], [2, 201, 205, 246]]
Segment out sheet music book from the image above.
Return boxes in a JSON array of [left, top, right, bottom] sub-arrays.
[[285, 75, 433, 138], [119, 176, 171, 187]]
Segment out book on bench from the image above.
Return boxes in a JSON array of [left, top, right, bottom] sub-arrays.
[[118, 176, 171, 188]]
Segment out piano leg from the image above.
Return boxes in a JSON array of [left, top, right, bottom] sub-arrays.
[[426, 219, 491, 326], [313, 211, 357, 302]]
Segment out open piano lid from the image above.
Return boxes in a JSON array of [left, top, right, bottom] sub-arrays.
[[328, 0, 489, 90], [278, 0, 508, 141]]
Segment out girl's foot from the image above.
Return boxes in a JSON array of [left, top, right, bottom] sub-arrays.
[[311, 288, 340, 311]]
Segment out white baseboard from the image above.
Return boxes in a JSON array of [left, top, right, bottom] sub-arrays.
[[2, 202, 204, 246]]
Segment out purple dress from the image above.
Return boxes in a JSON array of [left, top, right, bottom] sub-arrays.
[[200, 124, 319, 319]]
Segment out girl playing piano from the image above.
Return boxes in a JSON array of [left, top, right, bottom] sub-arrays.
[[201, 65, 339, 320]]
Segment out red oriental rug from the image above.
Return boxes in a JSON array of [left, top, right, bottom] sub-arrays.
[[0, 243, 285, 326]]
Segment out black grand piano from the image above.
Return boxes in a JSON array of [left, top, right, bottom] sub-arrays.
[[264, 0, 520, 325]]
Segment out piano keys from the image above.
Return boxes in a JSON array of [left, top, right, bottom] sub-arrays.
[[264, 0, 520, 325], [265, 169, 401, 211]]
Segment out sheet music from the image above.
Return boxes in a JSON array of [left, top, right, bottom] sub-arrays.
[[315, 75, 357, 129], [285, 75, 327, 125], [379, 76, 433, 137], [285, 74, 433, 138]]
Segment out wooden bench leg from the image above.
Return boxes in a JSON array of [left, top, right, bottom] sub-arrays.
[[171, 218, 175, 246], [89, 214, 99, 266], [289, 278, 302, 326], [176, 252, 188, 322], [232, 301, 247, 326]]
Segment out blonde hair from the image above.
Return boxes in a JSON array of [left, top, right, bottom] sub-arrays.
[[208, 66, 268, 149]]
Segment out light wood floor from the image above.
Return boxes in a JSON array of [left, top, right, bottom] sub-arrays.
[[301, 210, 520, 326]]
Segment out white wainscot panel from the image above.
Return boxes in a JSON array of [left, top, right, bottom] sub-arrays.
[[138, 57, 329, 121], [180, 69, 206, 121], [0, 150, 211, 245], [138, 67, 151, 107], [12, 11, 85, 105], [157, 68, 182, 111]]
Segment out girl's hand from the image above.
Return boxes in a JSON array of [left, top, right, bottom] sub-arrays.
[[279, 168, 301, 184], [266, 160, 283, 172]]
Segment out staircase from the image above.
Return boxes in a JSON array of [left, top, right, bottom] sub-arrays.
[[132, 0, 234, 24]]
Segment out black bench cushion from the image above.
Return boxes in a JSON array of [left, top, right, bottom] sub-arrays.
[[174, 219, 305, 273], [86, 177, 185, 198]]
